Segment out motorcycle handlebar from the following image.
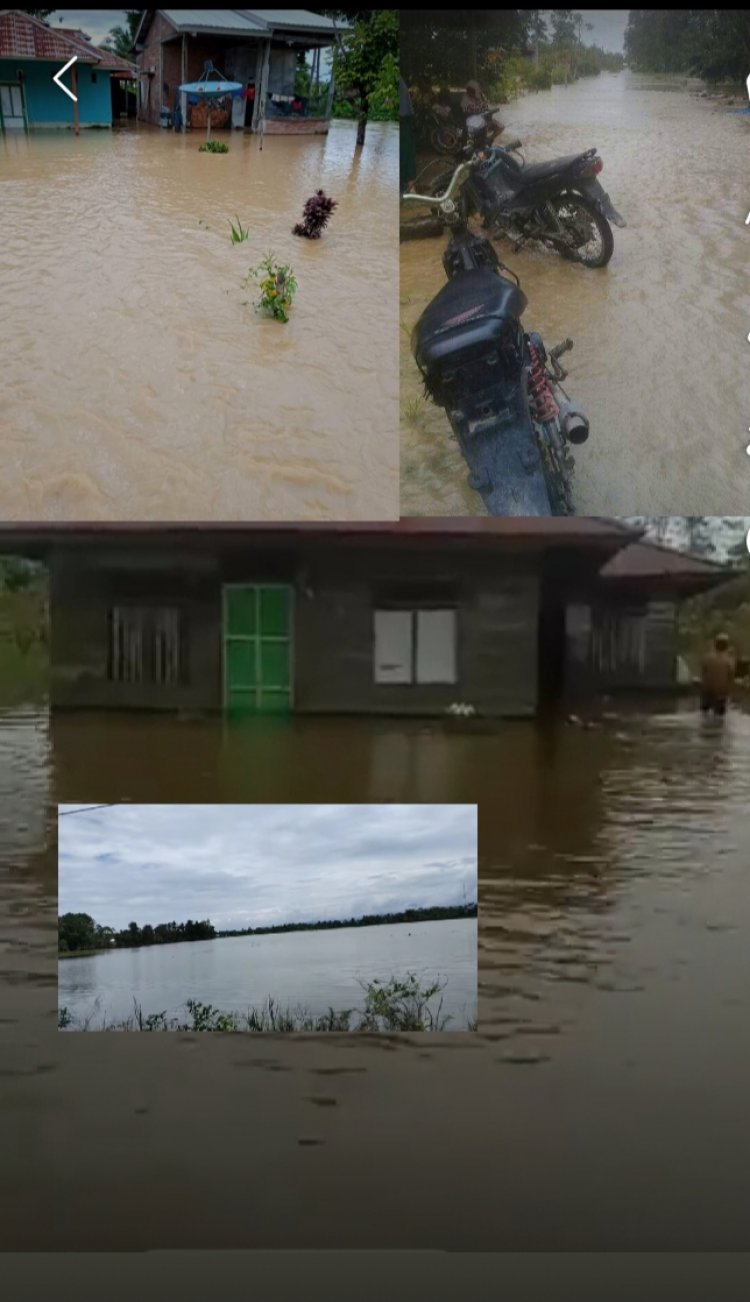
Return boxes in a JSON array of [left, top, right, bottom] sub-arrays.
[[401, 157, 474, 207]]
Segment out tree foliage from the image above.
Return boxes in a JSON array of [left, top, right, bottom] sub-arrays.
[[624, 11, 750, 82], [59, 913, 216, 953], [101, 10, 141, 59], [321, 10, 399, 143]]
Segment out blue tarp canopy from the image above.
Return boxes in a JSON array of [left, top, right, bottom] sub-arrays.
[[178, 80, 242, 95], [178, 62, 242, 139]]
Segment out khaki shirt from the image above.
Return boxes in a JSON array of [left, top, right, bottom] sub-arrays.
[[701, 649, 735, 697]]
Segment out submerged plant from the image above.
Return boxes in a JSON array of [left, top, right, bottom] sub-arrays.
[[229, 216, 249, 244], [245, 252, 298, 323], [199, 140, 229, 154], [292, 189, 338, 239]]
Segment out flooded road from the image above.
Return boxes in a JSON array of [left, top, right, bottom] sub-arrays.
[[2, 703, 750, 1248], [401, 72, 749, 516], [0, 122, 398, 520]]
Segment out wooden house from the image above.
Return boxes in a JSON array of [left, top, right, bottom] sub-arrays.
[[0, 521, 735, 717]]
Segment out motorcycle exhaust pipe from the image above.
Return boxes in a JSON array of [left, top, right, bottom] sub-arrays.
[[559, 401, 590, 445]]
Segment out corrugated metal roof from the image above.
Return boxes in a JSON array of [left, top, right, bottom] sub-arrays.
[[246, 10, 346, 31], [160, 10, 266, 34], [157, 9, 343, 35], [0, 10, 100, 62]]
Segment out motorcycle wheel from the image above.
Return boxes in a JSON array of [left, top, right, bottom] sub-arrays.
[[430, 124, 462, 156], [547, 193, 614, 268]]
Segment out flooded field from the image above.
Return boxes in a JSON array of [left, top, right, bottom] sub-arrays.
[[0, 122, 398, 520], [2, 702, 750, 1248], [401, 72, 749, 516], [59, 919, 477, 1029]]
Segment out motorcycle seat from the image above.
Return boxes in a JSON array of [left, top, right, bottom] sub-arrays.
[[513, 151, 594, 185], [413, 269, 527, 377], [418, 269, 526, 335]]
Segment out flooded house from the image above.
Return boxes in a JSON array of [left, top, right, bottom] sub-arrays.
[[133, 9, 345, 134], [0, 522, 734, 718], [0, 10, 136, 131]]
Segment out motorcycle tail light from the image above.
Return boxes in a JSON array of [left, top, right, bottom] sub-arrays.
[[584, 156, 603, 178]]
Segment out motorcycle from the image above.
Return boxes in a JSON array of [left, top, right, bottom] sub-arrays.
[[426, 114, 625, 268], [402, 149, 591, 516]]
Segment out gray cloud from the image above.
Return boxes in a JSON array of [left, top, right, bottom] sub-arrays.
[[58, 804, 477, 930]]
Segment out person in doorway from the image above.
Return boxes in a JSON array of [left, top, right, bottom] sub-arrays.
[[700, 633, 736, 717]]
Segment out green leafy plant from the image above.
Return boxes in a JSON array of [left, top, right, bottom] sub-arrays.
[[229, 216, 249, 244], [57, 974, 467, 1032], [245, 252, 298, 324], [199, 140, 229, 154]]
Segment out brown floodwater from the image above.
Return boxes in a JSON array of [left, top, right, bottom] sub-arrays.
[[0, 122, 398, 521], [2, 698, 750, 1250], [401, 72, 750, 516]]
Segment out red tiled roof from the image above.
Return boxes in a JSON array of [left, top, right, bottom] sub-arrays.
[[0, 10, 99, 62], [56, 28, 137, 75]]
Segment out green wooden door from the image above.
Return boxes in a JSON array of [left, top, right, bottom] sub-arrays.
[[223, 585, 293, 714]]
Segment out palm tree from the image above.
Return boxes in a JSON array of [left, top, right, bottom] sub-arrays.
[[102, 10, 141, 59]]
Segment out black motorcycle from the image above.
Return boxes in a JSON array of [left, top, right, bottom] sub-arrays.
[[403, 155, 591, 516], [424, 115, 625, 268]]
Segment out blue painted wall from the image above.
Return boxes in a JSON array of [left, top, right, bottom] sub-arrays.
[[0, 58, 112, 127]]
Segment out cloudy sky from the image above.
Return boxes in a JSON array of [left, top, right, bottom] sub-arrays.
[[58, 804, 478, 931], [49, 11, 128, 45], [542, 10, 629, 54]]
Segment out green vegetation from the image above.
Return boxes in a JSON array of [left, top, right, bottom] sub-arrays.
[[401, 10, 623, 98], [59, 904, 477, 955], [58, 975, 477, 1032], [245, 253, 298, 323], [0, 558, 48, 704], [102, 9, 140, 60], [321, 10, 399, 141], [58, 912, 216, 955], [219, 902, 477, 938], [199, 140, 229, 154], [624, 11, 750, 83], [229, 216, 250, 244]]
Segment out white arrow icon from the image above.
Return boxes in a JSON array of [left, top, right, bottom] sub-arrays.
[[53, 55, 78, 102]]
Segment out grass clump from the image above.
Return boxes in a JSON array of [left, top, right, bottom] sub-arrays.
[[245, 252, 298, 324], [58, 974, 472, 1033], [229, 216, 249, 244], [199, 140, 229, 154]]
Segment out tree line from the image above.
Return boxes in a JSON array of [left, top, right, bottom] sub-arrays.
[[217, 902, 478, 938], [624, 11, 749, 82], [59, 903, 477, 954], [59, 913, 216, 954], [401, 10, 623, 95]]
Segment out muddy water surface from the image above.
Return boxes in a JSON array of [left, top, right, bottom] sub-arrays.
[[401, 73, 750, 516], [0, 122, 398, 520], [1, 703, 749, 1249]]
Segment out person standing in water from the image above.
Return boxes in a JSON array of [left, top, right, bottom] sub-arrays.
[[700, 633, 736, 717]]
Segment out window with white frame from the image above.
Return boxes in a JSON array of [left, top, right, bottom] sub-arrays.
[[373, 608, 457, 685]]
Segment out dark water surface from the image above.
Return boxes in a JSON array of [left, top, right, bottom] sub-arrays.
[[1, 703, 749, 1249]]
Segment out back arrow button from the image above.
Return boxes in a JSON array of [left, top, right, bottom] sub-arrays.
[[53, 55, 78, 103]]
